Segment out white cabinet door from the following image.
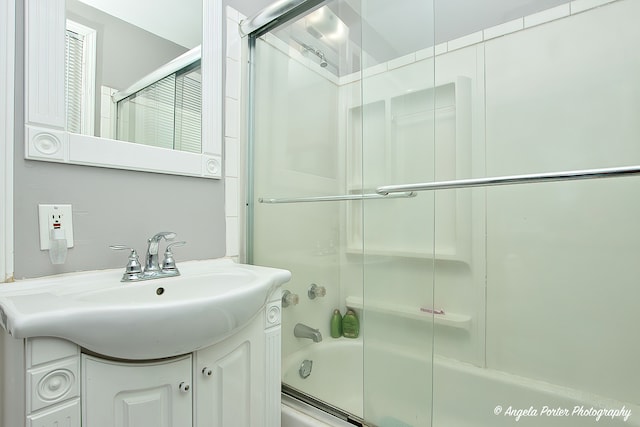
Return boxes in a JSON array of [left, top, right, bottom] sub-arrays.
[[82, 354, 192, 427], [195, 311, 279, 427], [196, 340, 253, 427]]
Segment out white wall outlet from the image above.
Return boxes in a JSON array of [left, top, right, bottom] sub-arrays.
[[38, 204, 74, 250]]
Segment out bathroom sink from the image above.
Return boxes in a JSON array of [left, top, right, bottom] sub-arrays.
[[0, 259, 290, 359]]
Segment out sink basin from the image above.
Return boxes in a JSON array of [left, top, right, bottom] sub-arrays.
[[0, 259, 290, 359]]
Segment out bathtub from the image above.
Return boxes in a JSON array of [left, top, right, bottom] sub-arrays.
[[282, 339, 639, 427]]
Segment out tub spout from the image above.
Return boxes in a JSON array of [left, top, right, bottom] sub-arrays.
[[294, 323, 322, 343]]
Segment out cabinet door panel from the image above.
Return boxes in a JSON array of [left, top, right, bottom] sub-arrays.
[[198, 341, 251, 427], [28, 357, 80, 412], [27, 398, 80, 427], [82, 354, 192, 427], [217, 342, 251, 426], [116, 386, 171, 427]]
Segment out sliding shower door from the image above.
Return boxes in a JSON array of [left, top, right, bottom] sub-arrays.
[[357, 0, 437, 425], [249, 0, 440, 423], [427, 1, 640, 426], [250, 0, 369, 422]]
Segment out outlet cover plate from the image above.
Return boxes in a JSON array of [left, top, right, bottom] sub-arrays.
[[38, 204, 74, 250]]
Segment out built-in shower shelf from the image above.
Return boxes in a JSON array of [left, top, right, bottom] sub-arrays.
[[345, 296, 471, 330], [344, 246, 462, 262]]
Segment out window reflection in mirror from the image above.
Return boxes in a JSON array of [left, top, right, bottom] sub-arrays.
[[116, 61, 202, 153], [64, 0, 203, 154]]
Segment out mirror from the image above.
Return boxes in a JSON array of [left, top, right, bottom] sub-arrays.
[[65, 0, 201, 153], [24, 0, 222, 178]]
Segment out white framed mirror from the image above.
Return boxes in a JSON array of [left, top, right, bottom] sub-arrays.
[[24, 0, 223, 179]]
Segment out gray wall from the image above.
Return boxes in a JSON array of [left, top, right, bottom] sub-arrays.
[[66, 0, 189, 90], [14, 1, 225, 280]]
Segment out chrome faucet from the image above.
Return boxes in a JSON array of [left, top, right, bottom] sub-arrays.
[[110, 232, 186, 282], [294, 323, 322, 343], [145, 231, 176, 273]]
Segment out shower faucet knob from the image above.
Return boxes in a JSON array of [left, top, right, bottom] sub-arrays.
[[282, 290, 299, 307], [308, 283, 326, 300]]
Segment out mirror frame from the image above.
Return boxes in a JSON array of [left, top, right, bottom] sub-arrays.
[[24, 0, 223, 179]]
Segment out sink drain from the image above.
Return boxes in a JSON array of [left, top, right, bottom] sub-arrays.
[[299, 359, 313, 379]]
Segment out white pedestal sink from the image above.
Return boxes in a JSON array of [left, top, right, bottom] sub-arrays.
[[0, 258, 291, 359]]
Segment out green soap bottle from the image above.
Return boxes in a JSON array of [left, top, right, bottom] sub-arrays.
[[330, 309, 342, 338], [342, 309, 359, 338]]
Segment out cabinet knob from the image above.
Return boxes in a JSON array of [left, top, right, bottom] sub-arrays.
[[202, 367, 213, 377], [178, 382, 190, 393]]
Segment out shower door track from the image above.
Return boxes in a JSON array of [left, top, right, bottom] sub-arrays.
[[377, 164, 640, 194], [283, 384, 365, 426]]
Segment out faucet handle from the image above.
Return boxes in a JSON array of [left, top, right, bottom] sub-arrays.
[[166, 241, 186, 251], [109, 245, 142, 279], [161, 241, 186, 272], [109, 245, 133, 251]]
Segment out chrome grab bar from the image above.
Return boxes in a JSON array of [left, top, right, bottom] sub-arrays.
[[258, 191, 416, 204], [376, 165, 640, 195]]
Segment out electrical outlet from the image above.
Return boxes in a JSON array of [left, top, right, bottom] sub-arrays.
[[38, 204, 74, 250]]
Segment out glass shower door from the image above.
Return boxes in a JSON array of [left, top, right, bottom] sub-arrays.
[[358, 0, 437, 425], [427, 1, 640, 426], [249, 0, 440, 425], [250, 0, 367, 422]]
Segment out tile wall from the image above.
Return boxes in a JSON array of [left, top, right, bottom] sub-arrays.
[[224, 7, 244, 260]]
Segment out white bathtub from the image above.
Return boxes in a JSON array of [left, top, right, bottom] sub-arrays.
[[282, 339, 639, 427]]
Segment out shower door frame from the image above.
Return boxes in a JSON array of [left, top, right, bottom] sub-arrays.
[[243, 0, 331, 265], [242, 2, 371, 424]]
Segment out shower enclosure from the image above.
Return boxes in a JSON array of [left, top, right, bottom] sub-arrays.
[[243, 0, 640, 425]]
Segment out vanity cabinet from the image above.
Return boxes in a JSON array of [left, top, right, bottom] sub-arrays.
[[0, 298, 283, 427], [0, 260, 290, 426]]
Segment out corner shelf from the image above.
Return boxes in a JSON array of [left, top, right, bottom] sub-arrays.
[[345, 296, 471, 331]]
